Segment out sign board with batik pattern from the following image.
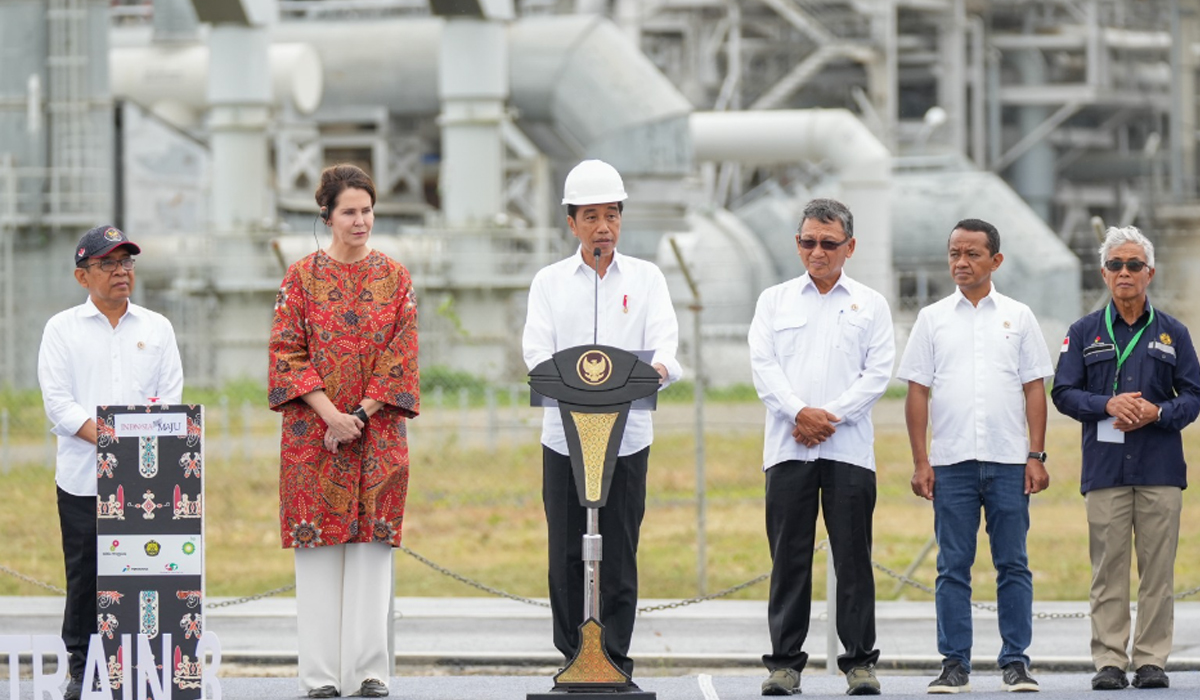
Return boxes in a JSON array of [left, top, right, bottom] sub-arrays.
[[96, 404, 205, 698]]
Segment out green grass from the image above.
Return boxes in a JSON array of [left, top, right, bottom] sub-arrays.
[[6, 394, 1200, 605]]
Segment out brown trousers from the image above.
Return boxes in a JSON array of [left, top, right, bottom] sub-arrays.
[[1085, 485, 1182, 670]]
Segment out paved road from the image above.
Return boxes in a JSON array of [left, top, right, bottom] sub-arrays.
[[8, 596, 1200, 697]]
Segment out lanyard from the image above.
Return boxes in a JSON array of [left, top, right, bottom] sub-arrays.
[[1104, 302, 1155, 395]]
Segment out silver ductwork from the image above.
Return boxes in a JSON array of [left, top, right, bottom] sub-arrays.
[[690, 109, 893, 303]]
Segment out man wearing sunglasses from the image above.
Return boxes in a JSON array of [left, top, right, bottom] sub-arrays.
[[749, 198, 894, 696], [37, 225, 183, 700], [1052, 226, 1200, 691]]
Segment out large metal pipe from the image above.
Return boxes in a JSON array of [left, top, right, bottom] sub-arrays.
[[110, 42, 323, 126], [113, 16, 692, 173], [690, 109, 893, 302]]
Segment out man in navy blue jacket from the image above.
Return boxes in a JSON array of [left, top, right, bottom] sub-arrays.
[[1052, 225, 1200, 692]]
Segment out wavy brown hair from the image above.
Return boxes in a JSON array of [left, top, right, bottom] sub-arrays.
[[315, 164, 377, 213]]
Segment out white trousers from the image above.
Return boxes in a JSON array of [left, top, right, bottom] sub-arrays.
[[295, 542, 394, 695]]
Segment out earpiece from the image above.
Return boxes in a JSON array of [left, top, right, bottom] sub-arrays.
[[319, 206, 330, 222]]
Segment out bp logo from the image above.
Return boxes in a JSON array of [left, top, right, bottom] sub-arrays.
[[182, 541, 196, 555], [144, 540, 161, 557], [576, 350, 612, 386]]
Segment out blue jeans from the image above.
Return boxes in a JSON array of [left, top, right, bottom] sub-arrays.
[[933, 461, 1032, 672]]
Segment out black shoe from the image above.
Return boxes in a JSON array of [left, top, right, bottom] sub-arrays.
[[928, 661, 970, 694], [307, 686, 339, 699], [1132, 665, 1169, 689], [359, 678, 389, 697], [1001, 661, 1040, 692], [1091, 666, 1129, 691], [63, 674, 83, 700]]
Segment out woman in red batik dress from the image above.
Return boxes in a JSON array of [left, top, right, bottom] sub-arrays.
[[268, 164, 418, 699]]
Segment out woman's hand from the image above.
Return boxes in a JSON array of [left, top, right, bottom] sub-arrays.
[[325, 411, 363, 443], [323, 427, 340, 454]]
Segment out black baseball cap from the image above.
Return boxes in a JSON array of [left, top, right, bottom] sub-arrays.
[[75, 225, 141, 267]]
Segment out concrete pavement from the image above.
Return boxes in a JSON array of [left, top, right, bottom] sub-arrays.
[[7, 595, 1200, 696]]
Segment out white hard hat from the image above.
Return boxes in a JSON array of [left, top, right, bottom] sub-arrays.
[[561, 159, 628, 206]]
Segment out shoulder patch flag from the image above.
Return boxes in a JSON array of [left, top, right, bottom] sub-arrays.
[[1061, 336, 1070, 354]]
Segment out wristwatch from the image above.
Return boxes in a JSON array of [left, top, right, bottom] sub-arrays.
[[1028, 451, 1047, 463], [352, 406, 369, 425]]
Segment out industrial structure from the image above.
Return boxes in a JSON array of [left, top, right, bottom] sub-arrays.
[[1, 0, 1196, 388]]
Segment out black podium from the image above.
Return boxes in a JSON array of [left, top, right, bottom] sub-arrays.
[[527, 345, 660, 700]]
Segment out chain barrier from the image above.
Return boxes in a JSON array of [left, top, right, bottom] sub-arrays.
[[0, 563, 65, 595], [3, 543, 1198, 619], [204, 584, 296, 609], [397, 545, 550, 609]]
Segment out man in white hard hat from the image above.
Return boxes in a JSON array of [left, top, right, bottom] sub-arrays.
[[523, 159, 682, 681]]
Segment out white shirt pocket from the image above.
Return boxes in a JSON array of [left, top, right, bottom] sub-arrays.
[[134, 340, 165, 399], [837, 314, 870, 356], [772, 315, 807, 357]]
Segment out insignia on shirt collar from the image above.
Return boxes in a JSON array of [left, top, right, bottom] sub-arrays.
[[1003, 320, 1011, 329], [137, 341, 145, 350], [1161, 332, 1172, 346], [850, 303, 858, 311]]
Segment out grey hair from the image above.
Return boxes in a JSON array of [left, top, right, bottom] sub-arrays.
[[798, 198, 854, 239], [1098, 226, 1155, 268]]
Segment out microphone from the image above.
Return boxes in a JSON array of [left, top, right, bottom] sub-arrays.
[[593, 247, 601, 345]]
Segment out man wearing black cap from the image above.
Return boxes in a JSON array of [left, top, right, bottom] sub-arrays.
[[37, 225, 184, 700]]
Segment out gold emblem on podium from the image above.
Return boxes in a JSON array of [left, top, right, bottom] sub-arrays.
[[577, 350, 613, 386], [569, 412, 619, 502]]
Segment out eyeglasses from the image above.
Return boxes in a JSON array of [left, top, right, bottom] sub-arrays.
[[1104, 259, 1148, 273], [84, 258, 136, 273], [798, 236, 852, 251]]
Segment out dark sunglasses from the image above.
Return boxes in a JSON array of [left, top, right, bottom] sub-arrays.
[[798, 236, 852, 251], [1104, 259, 1147, 273]]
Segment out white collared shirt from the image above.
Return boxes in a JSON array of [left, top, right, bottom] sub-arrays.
[[523, 248, 683, 456], [896, 284, 1053, 466], [748, 273, 895, 471], [37, 297, 184, 496]]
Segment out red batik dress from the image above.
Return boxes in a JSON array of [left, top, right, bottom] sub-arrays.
[[268, 249, 419, 549]]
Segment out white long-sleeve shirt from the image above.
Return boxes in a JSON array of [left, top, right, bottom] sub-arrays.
[[37, 297, 184, 496], [748, 273, 895, 471], [523, 248, 682, 456], [896, 284, 1053, 466]]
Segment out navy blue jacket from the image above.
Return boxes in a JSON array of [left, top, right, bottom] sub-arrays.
[[1052, 300, 1200, 494]]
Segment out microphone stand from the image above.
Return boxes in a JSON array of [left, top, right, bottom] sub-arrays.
[[584, 246, 602, 628]]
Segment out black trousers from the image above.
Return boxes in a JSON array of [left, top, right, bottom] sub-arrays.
[[57, 486, 97, 678], [763, 459, 879, 674], [542, 446, 648, 677]]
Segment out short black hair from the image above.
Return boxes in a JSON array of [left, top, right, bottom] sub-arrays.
[[798, 198, 853, 238], [567, 201, 624, 220], [950, 218, 1000, 256]]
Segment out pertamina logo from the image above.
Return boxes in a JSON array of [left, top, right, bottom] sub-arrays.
[[576, 350, 612, 386]]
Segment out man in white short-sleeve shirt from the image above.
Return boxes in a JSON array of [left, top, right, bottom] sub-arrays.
[[37, 225, 183, 700], [897, 218, 1053, 694]]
